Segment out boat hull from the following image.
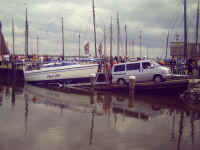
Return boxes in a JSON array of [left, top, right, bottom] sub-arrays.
[[24, 64, 98, 85]]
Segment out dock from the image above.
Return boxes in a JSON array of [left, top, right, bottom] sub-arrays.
[[38, 78, 192, 96]]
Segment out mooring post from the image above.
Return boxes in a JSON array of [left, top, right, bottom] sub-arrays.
[[129, 76, 136, 96], [11, 61, 16, 84], [90, 73, 96, 89]]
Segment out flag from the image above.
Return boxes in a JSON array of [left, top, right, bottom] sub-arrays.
[[84, 42, 89, 54], [98, 42, 102, 57]]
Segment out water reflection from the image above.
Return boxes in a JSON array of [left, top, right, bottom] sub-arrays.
[[0, 86, 3, 106], [170, 112, 176, 142], [89, 94, 95, 145], [24, 93, 29, 135], [11, 85, 16, 107], [0, 83, 200, 150]]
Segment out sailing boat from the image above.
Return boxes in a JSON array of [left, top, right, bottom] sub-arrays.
[[23, 11, 98, 85]]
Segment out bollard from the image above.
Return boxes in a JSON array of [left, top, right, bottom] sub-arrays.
[[90, 73, 96, 89], [129, 76, 136, 96]]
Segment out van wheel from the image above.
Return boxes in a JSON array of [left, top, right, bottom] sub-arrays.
[[117, 78, 126, 85], [153, 75, 163, 83]]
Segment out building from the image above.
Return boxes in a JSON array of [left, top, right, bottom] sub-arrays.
[[170, 42, 200, 59]]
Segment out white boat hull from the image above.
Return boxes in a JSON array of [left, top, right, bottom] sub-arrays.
[[24, 63, 98, 84]]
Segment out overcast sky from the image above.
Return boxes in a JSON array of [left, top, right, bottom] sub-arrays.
[[0, 0, 199, 58]]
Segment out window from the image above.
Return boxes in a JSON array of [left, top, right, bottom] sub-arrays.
[[126, 63, 140, 70], [114, 64, 125, 72], [142, 62, 151, 69]]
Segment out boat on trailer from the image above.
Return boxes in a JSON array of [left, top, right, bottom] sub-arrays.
[[23, 60, 99, 85]]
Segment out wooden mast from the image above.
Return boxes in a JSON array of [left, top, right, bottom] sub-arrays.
[[61, 17, 64, 60], [139, 30, 142, 58], [132, 40, 134, 58], [78, 34, 80, 59], [36, 35, 39, 56], [117, 12, 120, 57], [25, 8, 29, 58], [12, 17, 15, 55], [110, 16, 113, 58], [103, 25, 107, 57], [184, 0, 188, 60], [125, 24, 127, 61], [196, 0, 200, 54], [92, 0, 97, 57]]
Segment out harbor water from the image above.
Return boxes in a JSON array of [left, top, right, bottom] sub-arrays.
[[0, 84, 200, 150]]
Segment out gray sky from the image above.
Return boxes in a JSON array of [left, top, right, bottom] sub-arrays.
[[0, 0, 199, 58]]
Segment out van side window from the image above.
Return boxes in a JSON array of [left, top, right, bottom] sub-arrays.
[[142, 62, 151, 69], [126, 63, 140, 70], [114, 64, 125, 72]]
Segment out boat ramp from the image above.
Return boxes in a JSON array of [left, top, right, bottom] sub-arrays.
[[36, 74, 198, 96]]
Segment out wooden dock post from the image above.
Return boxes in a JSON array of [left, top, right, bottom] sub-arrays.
[[11, 61, 16, 84], [129, 76, 136, 96], [90, 73, 96, 89]]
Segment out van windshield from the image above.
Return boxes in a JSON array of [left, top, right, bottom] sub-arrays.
[[151, 61, 161, 67]]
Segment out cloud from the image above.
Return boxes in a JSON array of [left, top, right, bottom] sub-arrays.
[[0, 0, 198, 58]]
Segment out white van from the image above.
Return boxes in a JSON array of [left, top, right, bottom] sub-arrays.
[[112, 60, 172, 84]]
